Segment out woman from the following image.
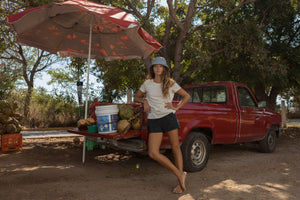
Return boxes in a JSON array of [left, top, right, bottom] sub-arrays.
[[134, 57, 191, 194]]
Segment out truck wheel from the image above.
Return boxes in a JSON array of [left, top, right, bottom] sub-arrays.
[[181, 132, 210, 172], [258, 129, 277, 153]]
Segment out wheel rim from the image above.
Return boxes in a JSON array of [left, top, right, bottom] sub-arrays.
[[268, 132, 276, 149], [190, 139, 206, 166]]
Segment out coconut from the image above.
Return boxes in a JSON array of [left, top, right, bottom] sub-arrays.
[[2, 107, 13, 116], [9, 101, 18, 112], [117, 119, 131, 133], [77, 119, 88, 131], [118, 104, 134, 120], [0, 100, 9, 110], [13, 113, 23, 121], [131, 118, 141, 130], [0, 113, 8, 124], [86, 117, 96, 125], [0, 115, 11, 124], [0, 123, 5, 135], [6, 123, 17, 134], [16, 124, 22, 133]]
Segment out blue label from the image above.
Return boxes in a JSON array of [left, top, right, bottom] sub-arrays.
[[97, 115, 110, 132], [110, 114, 119, 131]]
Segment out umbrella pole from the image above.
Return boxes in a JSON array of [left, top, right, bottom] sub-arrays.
[[82, 24, 93, 164], [84, 24, 92, 120]]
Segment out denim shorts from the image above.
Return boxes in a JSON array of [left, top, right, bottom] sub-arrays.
[[147, 113, 180, 133]]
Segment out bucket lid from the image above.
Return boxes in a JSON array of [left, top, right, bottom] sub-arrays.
[[95, 105, 118, 110]]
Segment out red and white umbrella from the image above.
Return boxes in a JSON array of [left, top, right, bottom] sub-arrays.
[[8, 0, 162, 118]]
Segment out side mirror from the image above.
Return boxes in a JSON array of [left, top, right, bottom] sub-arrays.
[[258, 101, 266, 108]]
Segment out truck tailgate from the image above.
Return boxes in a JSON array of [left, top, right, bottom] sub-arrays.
[[67, 128, 141, 140]]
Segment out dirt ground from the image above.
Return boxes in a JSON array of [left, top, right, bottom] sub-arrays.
[[1, 128, 300, 200]]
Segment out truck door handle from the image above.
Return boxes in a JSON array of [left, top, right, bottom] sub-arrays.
[[241, 110, 246, 113]]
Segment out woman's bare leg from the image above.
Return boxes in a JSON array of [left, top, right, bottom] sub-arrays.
[[167, 129, 186, 193], [148, 132, 186, 193]]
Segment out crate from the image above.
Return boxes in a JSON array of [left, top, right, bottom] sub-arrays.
[[87, 125, 98, 133], [1, 133, 23, 152], [85, 140, 101, 151]]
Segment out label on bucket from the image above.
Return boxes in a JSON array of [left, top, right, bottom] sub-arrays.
[[97, 115, 110, 133], [110, 114, 118, 132], [95, 105, 119, 134]]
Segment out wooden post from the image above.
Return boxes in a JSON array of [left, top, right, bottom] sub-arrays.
[[281, 100, 287, 128], [127, 89, 132, 104]]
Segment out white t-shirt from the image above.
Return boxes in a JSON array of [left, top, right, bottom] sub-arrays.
[[139, 79, 181, 119]]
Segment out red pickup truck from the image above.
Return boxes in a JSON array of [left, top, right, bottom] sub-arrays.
[[70, 81, 282, 172]]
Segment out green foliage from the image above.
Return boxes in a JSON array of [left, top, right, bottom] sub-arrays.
[[29, 88, 78, 127], [0, 61, 22, 100], [2, 0, 299, 111], [0, 67, 16, 100], [94, 59, 146, 102]]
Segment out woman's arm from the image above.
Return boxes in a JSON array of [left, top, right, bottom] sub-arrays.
[[134, 90, 151, 113], [165, 88, 191, 111]]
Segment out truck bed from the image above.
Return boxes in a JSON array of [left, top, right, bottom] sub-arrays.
[[67, 128, 141, 140]]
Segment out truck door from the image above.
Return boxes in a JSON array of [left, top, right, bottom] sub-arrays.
[[236, 86, 265, 142]]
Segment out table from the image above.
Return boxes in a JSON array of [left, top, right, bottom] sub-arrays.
[[67, 128, 141, 163]]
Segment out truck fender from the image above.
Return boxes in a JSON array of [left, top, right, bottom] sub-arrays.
[[180, 120, 214, 142], [263, 122, 280, 139]]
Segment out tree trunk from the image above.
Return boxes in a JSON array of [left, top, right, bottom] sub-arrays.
[[24, 85, 33, 127], [267, 86, 280, 111], [173, 32, 186, 84], [254, 85, 267, 102], [52, 104, 55, 125], [254, 84, 280, 111]]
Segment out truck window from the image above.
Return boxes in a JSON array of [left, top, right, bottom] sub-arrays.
[[174, 87, 198, 102], [237, 87, 256, 107], [175, 85, 227, 103], [186, 88, 193, 102], [174, 88, 193, 102], [193, 88, 201, 103], [202, 86, 227, 103]]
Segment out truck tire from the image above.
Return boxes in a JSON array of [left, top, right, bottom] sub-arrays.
[[258, 129, 277, 153], [181, 132, 210, 172]]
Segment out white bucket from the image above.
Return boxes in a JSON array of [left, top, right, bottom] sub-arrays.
[[95, 105, 119, 134]]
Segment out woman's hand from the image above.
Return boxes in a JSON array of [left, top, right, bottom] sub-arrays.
[[165, 88, 191, 111], [165, 102, 178, 111], [143, 100, 151, 113], [134, 90, 151, 113]]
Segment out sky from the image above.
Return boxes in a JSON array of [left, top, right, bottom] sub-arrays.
[[35, 68, 101, 92]]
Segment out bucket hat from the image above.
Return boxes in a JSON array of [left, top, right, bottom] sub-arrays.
[[150, 57, 169, 70]]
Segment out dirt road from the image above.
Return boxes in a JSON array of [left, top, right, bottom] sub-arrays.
[[1, 129, 299, 200]]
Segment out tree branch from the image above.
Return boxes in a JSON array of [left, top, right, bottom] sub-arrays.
[[167, 0, 184, 30], [146, 0, 155, 19], [7, 0, 27, 7], [184, 0, 197, 30], [125, 0, 143, 20], [195, 0, 257, 31]]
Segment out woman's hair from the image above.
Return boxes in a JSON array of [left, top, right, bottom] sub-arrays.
[[148, 65, 175, 98]]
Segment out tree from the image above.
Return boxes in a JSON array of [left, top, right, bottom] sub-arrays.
[[94, 59, 146, 102], [47, 57, 86, 97], [0, 61, 20, 100], [1, 0, 62, 125], [254, 0, 300, 110], [163, 0, 257, 84], [198, 0, 300, 110], [30, 88, 78, 127], [93, 0, 259, 102]]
